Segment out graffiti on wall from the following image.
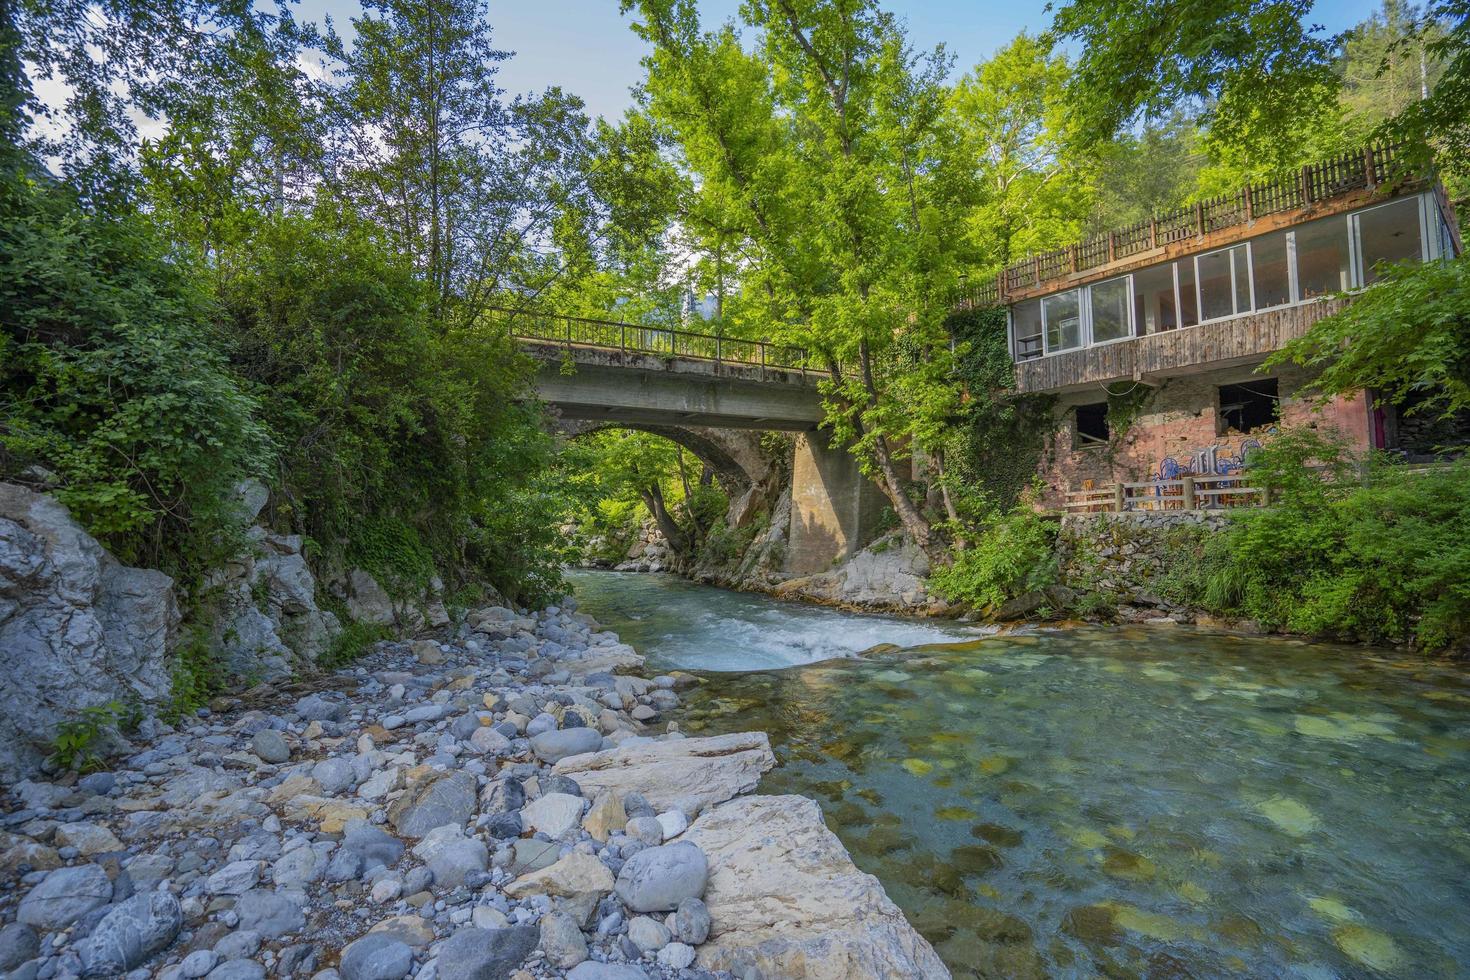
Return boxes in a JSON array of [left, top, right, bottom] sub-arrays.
[[1156, 427, 1278, 481]]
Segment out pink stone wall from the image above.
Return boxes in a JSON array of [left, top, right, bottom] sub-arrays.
[[1035, 365, 1372, 506]]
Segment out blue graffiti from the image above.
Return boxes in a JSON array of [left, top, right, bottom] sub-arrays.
[[1151, 429, 1277, 507]]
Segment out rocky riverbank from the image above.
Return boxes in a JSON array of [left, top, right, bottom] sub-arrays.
[[0, 597, 947, 979]]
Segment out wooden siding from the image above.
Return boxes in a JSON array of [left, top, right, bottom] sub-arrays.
[[1015, 297, 1349, 394]]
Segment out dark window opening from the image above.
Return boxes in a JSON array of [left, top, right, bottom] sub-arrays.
[[1386, 388, 1470, 461], [1075, 402, 1110, 447], [1218, 380, 1279, 434]]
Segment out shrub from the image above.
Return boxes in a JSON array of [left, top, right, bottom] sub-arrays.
[[929, 505, 1059, 610], [49, 701, 139, 773], [221, 205, 565, 606], [0, 162, 270, 572], [1164, 429, 1470, 651]]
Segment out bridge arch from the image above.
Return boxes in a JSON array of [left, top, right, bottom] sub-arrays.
[[553, 419, 774, 497], [519, 312, 887, 574]]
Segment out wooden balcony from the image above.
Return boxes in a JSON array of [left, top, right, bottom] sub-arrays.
[[1014, 296, 1349, 394]]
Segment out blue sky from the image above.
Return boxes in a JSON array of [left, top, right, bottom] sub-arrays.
[[303, 0, 1388, 121]]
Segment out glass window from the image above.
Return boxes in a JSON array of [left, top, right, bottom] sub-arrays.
[[1011, 299, 1043, 361], [1356, 197, 1423, 285], [1251, 231, 1292, 308], [1090, 276, 1132, 343], [1197, 245, 1247, 320], [1133, 264, 1177, 335], [1043, 290, 1082, 352], [1176, 259, 1199, 327], [1235, 247, 1252, 312], [1296, 215, 1350, 299]]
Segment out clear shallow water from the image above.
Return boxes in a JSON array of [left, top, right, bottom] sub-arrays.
[[567, 570, 987, 670], [569, 571, 1470, 979]]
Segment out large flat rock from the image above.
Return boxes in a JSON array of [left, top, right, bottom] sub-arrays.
[[551, 732, 775, 817], [683, 794, 949, 980]]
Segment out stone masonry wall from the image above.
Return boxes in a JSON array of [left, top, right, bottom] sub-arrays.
[[1036, 362, 1371, 507], [1057, 511, 1232, 619]]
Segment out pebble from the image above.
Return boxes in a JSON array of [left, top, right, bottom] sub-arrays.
[[17, 864, 114, 930], [339, 934, 413, 980], [627, 915, 671, 952], [655, 809, 688, 840], [433, 926, 538, 979], [615, 842, 709, 912], [656, 941, 696, 969], [538, 911, 588, 968], [251, 730, 290, 764], [0, 602, 748, 980], [180, 950, 219, 978], [623, 816, 664, 846], [674, 897, 711, 945], [76, 891, 182, 975], [0, 923, 40, 971]]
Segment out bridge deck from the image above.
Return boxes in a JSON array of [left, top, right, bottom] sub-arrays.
[[495, 306, 820, 378]]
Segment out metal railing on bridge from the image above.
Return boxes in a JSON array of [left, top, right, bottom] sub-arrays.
[[491, 306, 816, 375]]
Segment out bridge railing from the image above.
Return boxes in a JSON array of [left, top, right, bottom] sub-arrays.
[[490, 306, 816, 374]]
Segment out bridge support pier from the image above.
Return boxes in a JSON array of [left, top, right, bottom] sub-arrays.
[[785, 432, 888, 575]]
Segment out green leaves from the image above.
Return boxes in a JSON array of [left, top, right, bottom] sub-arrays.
[[928, 505, 1059, 610], [0, 162, 269, 568], [1166, 430, 1470, 651], [1050, 0, 1337, 152], [1269, 254, 1470, 419]]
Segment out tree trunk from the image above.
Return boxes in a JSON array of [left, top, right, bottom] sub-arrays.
[[640, 482, 689, 554], [857, 339, 936, 555], [675, 448, 702, 539], [934, 448, 966, 551]]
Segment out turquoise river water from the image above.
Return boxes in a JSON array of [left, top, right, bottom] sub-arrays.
[[567, 571, 1470, 980]]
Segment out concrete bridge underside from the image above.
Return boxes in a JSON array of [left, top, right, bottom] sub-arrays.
[[527, 343, 886, 574]]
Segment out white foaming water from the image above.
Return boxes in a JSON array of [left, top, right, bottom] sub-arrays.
[[567, 570, 982, 671]]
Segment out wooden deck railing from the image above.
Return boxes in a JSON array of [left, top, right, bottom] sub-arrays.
[[491, 306, 815, 374], [977, 142, 1406, 307], [1064, 474, 1269, 513], [1064, 459, 1452, 514]]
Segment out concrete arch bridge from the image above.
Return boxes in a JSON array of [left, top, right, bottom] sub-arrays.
[[501, 308, 887, 574]]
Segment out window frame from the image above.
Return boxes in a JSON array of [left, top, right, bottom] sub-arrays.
[[1073, 401, 1110, 450], [1086, 274, 1135, 347], [1004, 191, 1439, 365], [1193, 242, 1253, 324], [1248, 230, 1294, 311], [1007, 300, 1044, 362], [1041, 288, 1084, 355], [1350, 196, 1429, 287]]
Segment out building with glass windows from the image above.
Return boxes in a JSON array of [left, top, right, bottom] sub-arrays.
[[974, 145, 1462, 502]]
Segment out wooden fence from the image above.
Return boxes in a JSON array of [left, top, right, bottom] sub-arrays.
[[1064, 474, 1269, 513], [1064, 458, 1450, 514], [977, 142, 1404, 307]]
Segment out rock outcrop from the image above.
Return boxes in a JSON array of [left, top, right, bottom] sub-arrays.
[[328, 568, 453, 634], [686, 794, 950, 979], [552, 732, 776, 818], [0, 484, 177, 777], [205, 483, 341, 681], [774, 531, 939, 612]]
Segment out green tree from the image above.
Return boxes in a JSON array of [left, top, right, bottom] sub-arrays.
[[947, 33, 1090, 273], [0, 155, 270, 569], [625, 0, 969, 555], [331, 0, 599, 323], [1086, 113, 1205, 230], [1268, 254, 1470, 418], [1374, 0, 1470, 191], [1049, 0, 1339, 163]]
